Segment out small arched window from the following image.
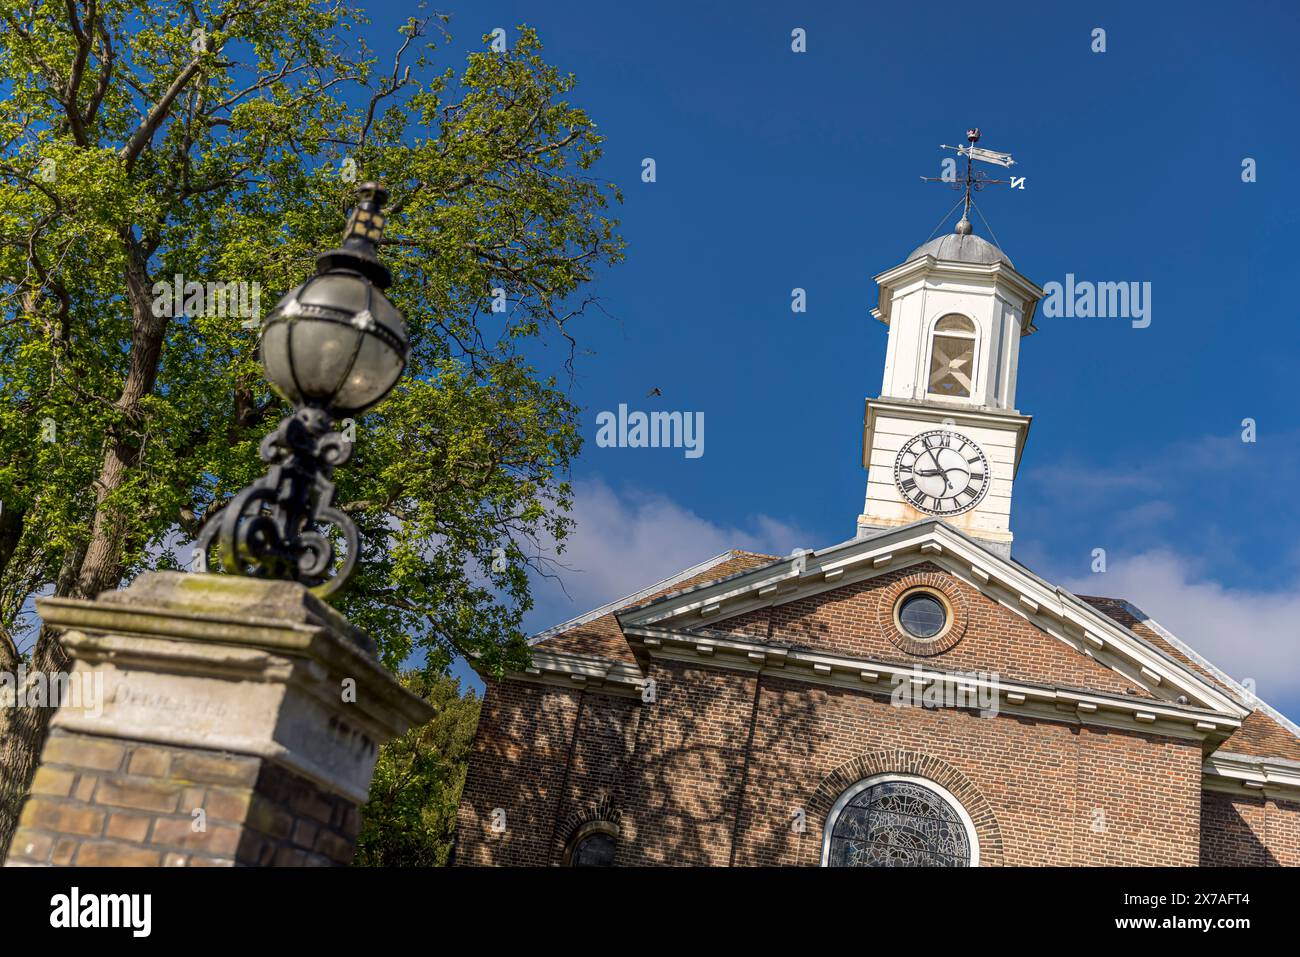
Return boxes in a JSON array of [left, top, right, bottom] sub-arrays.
[[823, 775, 977, 867], [928, 314, 976, 398], [564, 822, 619, 867]]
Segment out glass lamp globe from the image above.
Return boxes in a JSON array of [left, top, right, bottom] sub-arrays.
[[258, 183, 409, 417]]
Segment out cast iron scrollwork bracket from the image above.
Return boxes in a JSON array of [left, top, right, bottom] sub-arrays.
[[194, 407, 359, 597]]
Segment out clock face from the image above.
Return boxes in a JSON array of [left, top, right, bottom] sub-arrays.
[[893, 430, 990, 516]]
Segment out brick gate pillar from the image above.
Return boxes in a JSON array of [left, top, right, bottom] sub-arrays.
[[3, 572, 433, 867]]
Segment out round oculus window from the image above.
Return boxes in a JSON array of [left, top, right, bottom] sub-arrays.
[[898, 593, 947, 640]]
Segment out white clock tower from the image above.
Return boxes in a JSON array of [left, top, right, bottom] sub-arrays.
[[857, 219, 1044, 557]]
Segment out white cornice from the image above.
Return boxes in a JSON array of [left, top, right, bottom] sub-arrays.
[[614, 521, 1250, 720], [620, 623, 1239, 745], [493, 635, 1296, 796], [861, 397, 1033, 475], [871, 256, 1045, 333], [1202, 752, 1300, 800], [504, 649, 645, 697]]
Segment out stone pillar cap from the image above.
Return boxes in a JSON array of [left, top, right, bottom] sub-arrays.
[[37, 572, 436, 784]]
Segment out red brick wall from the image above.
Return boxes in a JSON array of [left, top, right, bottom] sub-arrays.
[[1272, 797, 1300, 866], [454, 679, 582, 866], [724, 675, 1200, 866], [715, 562, 1142, 697], [550, 691, 642, 865], [613, 660, 757, 866], [456, 663, 1209, 866], [1200, 790, 1300, 866], [1070, 724, 1202, 865]]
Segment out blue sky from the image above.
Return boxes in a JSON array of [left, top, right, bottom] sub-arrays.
[[363, 1, 1300, 718]]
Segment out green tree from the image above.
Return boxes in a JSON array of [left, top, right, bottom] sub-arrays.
[[353, 670, 480, 867], [0, 2, 621, 852]]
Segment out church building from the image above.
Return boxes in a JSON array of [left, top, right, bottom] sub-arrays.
[[454, 193, 1300, 867]]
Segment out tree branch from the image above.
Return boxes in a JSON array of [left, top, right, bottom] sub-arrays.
[[119, 56, 206, 170]]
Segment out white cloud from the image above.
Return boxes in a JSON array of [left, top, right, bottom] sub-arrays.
[[1112, 499, 1176, 528], [1064, 550, 1300, 709], [526, 479, 812, 629]]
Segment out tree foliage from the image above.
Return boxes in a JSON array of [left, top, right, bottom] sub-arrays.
[[0, 1, 621, 850], [353, 670, 480, 867]]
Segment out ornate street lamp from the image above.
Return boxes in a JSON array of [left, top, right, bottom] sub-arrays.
[[195, 182, 407, 596]]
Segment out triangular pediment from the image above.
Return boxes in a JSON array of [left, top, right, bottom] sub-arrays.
[[615, 520, 1249, 727]]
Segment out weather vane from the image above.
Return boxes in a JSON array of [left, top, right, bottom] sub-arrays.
[[920, 128, 1022, 235]]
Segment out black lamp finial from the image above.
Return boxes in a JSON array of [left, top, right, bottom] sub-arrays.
[[315, 181, 392, 289]]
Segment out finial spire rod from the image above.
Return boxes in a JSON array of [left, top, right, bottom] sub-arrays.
[[958, 128, 978, 232]]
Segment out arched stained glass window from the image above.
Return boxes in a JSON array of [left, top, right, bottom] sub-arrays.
[[571, 831, 617, 867], [564, 822, 619, 866], [823, 776, 976, 867], [928, 314, 976, 398]]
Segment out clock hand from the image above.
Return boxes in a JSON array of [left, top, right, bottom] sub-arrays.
[[925, 450, 969, 490], [917, 466, 966, 490], [942, 465, 970, 492]]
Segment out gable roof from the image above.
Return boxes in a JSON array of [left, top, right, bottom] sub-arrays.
[[1082, 595, 1300, 764], [527, 519, 1300, 770], [615, 520, 1246, 715], [529, 550, 777, 664]]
